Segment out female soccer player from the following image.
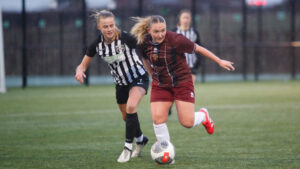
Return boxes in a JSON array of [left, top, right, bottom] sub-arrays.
[[169, 9, 202, 116], [130, 15, 234, 151], [75, 10, 148, 163], [174, 9, 201, 84]]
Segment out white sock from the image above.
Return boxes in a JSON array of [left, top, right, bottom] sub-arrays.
[[124, 142, 132, 150], [153, 123, 170, 141], [136, 134, 143, 142], [193, 111, 206, 127]]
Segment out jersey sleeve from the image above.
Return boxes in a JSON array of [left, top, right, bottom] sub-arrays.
[[85, 36, 101, 57], [194, 29, 202, 46], [138, 44, 147, 59], [173, 33, 195, 54], [122, 32, 137, 49]]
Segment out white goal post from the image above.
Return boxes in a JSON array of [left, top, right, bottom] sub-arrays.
[[0, 5, 6, 93]]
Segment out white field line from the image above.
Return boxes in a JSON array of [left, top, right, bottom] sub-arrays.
[[199, 101, 300, 110], [2, 101, 300, 118], [3, 92, 115, 100], [1, 109, 120, 117]]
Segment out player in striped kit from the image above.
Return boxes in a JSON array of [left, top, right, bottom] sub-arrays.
[[174, 9, 201, 84], [75, 10, 148, 163]]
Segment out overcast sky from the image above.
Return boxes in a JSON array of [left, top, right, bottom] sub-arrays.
[[1, 0, 284, 12]]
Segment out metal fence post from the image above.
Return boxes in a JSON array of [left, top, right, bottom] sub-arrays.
[[254, 5, 263, 81], [290, 0, 296, 79], [191, 0, 196, 28], [242, 0, 248, 81], [22, 0, 27, 88], [59, 11, 64, 75]]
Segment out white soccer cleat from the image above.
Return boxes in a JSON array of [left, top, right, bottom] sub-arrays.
[[117, 147, 132, 163], [131, 136, 149, 158]]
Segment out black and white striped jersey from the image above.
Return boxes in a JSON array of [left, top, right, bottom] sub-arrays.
[[174, 27, 201, 70], [86, 31, 146, 86]]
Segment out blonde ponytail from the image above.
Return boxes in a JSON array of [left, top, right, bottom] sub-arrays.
[[131, 15, 166, 44], [130, 16, 151, 45]]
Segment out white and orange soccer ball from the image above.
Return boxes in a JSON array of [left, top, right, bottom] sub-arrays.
[[150, 140, 175, 164]]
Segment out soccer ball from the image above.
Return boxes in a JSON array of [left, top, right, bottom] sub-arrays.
[[150, 140, 175, 164]]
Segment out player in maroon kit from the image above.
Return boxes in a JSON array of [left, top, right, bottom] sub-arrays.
[[130, 15, 235, 154]]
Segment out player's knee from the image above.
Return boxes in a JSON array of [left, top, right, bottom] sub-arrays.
[[180, 120, 194, 128], [152, 118, 166, 124], [152, 113, 167, 124], [126, 103, 137, 113]]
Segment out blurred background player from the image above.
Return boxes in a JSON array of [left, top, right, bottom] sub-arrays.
[[75, 10, 148, 163], [174, 9, 202, 84], [131, 15, 235, 161]]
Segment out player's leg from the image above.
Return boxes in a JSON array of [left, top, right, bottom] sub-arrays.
[[116, 85, 129, 121], [192, 74, 196, 84], [118, 76, 149, 162], [174, 80, 214, 134], [175, 100, 195, 128], [150, 83, 174, 142], [116, 85, 133, 163], [176, 101, 214, 134], [151, 101, 172, 141], [118, 104, 127, 121], [126, 86, 149, 158]]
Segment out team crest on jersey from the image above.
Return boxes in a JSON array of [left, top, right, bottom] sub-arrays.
[[151, 47, 159, 62], [190, 92, 194, 98], [115, 44, 125, 54]]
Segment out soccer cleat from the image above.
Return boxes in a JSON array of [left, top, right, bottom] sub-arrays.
[[117, 147, 132, 163], [131, 136, 149, 158], [200, 108, 215, 134]]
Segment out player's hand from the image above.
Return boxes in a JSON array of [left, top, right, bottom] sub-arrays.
[[75, 70, 86, 84], [218, 60, 235, 71]]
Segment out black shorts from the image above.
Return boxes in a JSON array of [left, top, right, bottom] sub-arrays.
[[190, 67, 197, 75], [115, 74, 149, 104]]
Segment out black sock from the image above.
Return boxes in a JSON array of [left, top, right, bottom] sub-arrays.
[[125, 113, 141, 143], [135, 113, 142, 138]]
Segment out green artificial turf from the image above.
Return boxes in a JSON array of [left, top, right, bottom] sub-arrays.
[[0, 81, 299, 169]]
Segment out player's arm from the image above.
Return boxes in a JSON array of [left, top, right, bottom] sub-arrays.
[[194, 44, 235, 71], [75, 55, 92, 84], [142, 58, 153, 79]]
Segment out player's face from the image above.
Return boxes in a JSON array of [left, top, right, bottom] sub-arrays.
[[98, 17, 116, 41], [148, 22, 167, 44], [179, 12, 191, 28]]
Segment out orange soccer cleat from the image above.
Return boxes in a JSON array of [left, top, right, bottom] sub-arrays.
[[200, 108, 215, 134]]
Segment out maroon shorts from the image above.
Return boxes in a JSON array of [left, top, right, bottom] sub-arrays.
[[150, 80, 195, 103]]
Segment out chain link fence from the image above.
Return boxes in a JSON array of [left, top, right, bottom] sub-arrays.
[[2, 0, 300, 87]]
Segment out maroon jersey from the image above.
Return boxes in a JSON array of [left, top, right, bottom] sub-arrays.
[[140, 31, 195, 87]]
